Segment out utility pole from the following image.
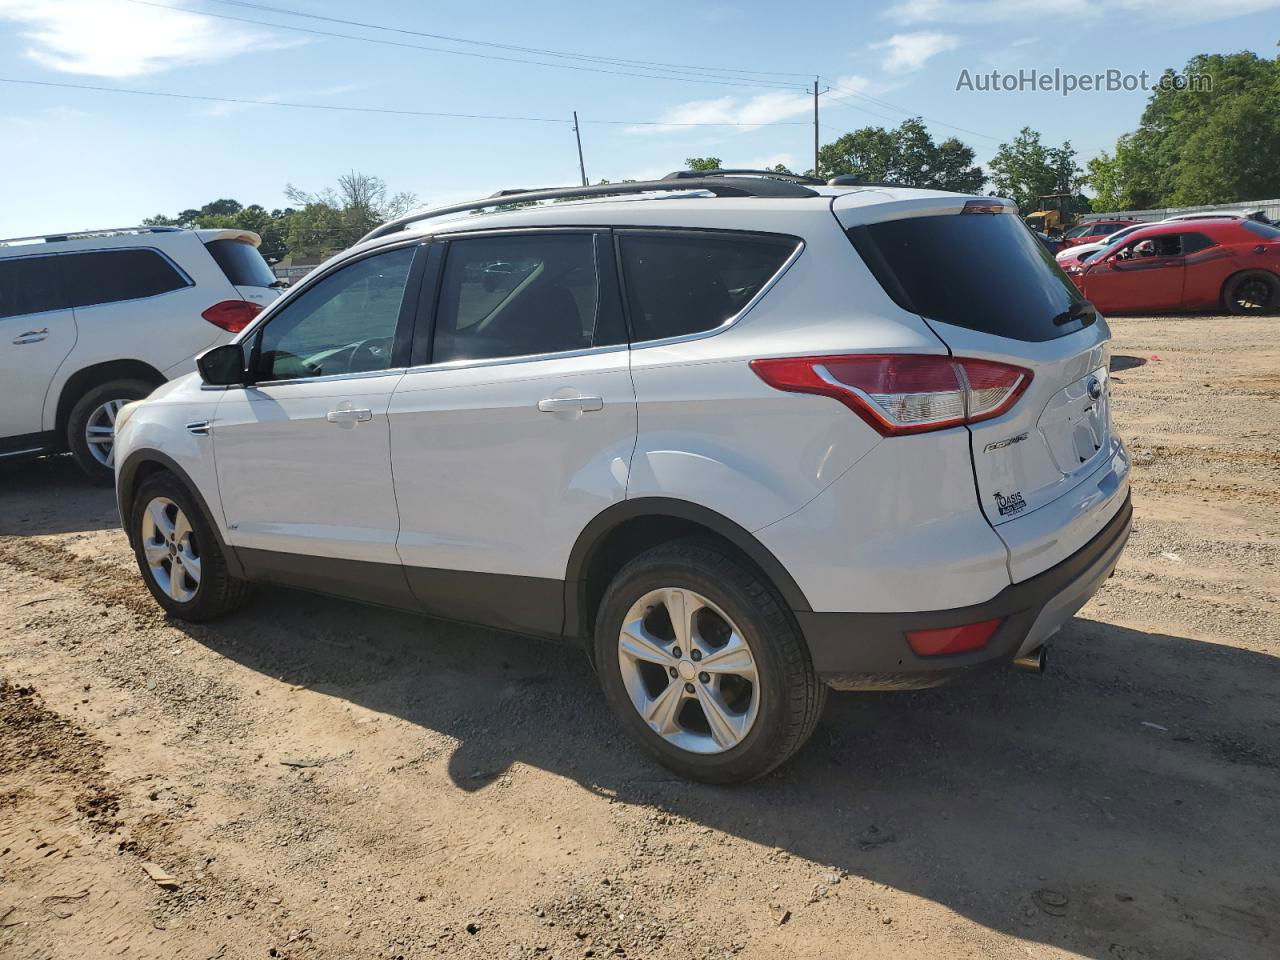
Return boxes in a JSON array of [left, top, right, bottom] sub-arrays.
[[573, 111, 587, 187], [813, 78, 820, 179]]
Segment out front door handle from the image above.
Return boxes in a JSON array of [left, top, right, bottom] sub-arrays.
[[13, 328, 49, 345], [326, 407, 373, 423], [537, 396, 604, 413]]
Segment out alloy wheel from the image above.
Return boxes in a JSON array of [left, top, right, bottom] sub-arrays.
[[1234, 279, 1273, 312], [140, 497, 201, 603], [616, 587, 760, 755], [84, 398, 128, 468]]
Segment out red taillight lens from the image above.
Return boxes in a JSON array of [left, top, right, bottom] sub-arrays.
[[749, 354, 1031, 436], [905, 618, 1003, 656], [201, 299, 263, 333]]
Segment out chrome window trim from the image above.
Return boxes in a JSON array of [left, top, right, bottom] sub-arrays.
[[246, 366, 411, 389], [621, 233, 806, 351], [403, 343, 627, 375]]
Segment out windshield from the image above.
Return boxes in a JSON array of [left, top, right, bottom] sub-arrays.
[[847, 212, 1092, 342]]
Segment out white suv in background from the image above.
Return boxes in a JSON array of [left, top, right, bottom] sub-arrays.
[[0, 225, 280, 481], [113, 172, 1132, 783]]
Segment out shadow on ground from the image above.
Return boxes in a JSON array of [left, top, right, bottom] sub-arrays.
[[174, 586, 1280, 959], [0, 456, 119, 536]]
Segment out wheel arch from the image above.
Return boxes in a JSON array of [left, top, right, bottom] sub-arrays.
[[116, 448, 245, 579], [55, 359, 166, 440], [564, 498, 812, 643]]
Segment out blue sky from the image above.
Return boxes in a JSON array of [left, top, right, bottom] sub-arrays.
[[1, 0, 1277, 236]]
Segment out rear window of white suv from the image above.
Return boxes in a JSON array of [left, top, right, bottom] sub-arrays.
[[847, 213, 1094, 341], [205, 238, 277, 288]]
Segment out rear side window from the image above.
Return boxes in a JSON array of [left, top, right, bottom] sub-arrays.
[[432, 233, 614, 364], [618, 232, 797, 342], [1181, 232, 1216, 254], [847, 214, 1091, 342], [0, 255, 65, 319], [60, 249, 188, 307], [205, 238, 276, 288], [1243, 220, 1280, 239]]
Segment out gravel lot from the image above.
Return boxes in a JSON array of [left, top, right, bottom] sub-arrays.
[[2, 315, 1277, 960]]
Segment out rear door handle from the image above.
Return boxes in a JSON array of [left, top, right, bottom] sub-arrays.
[[326, 407, 373, 423], [537, 396, 604, 413], [13, 328, 48, 345]]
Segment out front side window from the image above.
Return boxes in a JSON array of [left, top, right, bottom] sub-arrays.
[[619, 232, 797, 342], [0, 255, 65, 319], [255, 245, 416, 381], [60, 249, 188, 307], [432, 233, 604, 363]]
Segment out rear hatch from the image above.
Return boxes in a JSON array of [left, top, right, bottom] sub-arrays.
[[197, 230, 282, 307], [836, 194, 1123, 578]]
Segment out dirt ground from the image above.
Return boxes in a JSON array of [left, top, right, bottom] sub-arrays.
[[1, 315, 1277, 960]]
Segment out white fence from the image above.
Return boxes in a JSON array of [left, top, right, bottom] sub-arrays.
[[1083, 198, 1280, 223]]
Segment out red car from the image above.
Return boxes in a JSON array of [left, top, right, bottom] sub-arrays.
[[1058, 219, 1141, 249], [1063, 218, 1280, 315]]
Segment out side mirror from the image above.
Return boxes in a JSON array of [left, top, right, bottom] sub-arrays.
[[197, 343, 248, 386]]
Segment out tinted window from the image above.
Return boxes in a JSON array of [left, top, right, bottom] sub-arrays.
[[619, 232, 796, 342], [205, 238, 276, 287], [433, 234, 605, 363], [60, 249, 188, 307], [1243, 220, 1280, 239], [847, 213, 1091, 342], [1181, 232, 1216, 254], [0, 255, 65, 319], [255, 246, 415, 381]]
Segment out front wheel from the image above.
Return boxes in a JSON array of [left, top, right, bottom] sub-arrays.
[[130, 472, 250, 621], [594, 539, 825, 784], [1223, 271, 1279, 315]]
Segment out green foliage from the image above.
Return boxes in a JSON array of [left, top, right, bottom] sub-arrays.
[[1088, 51, 1280, 209], [988, 127, 1085, 214], [684, 156, 723, 172], [816, 118, 985, 193]]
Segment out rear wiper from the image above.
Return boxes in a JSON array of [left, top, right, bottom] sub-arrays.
[[1053, 300, 1096, 326]]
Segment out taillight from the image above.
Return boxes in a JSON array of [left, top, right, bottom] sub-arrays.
[[749, 354, 1031, 436], [905, 618, 1003, 656], [202, 300, 263, 333]]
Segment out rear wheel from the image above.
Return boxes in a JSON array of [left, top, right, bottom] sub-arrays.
[[1223, 271, 1279, 315], [594, 539, 825, 784], [130, 472, 250, 621], [67, 378, 154, 483]]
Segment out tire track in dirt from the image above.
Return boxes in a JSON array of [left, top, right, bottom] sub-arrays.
[[0, 535, 158, 620]]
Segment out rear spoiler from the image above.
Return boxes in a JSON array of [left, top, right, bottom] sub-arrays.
[[194, 228, 262, 247]]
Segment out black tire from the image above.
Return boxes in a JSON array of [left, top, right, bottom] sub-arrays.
[[67, 378, 156, 484], [593, 538, 825, 784], [130, 471, 251, 621], [1222, 271, 1279, 315]]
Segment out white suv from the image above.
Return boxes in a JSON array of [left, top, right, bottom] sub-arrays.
[[112, 172, 1132, 783], [0, 225, 280, 481]]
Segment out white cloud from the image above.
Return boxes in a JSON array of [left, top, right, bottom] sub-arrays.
[[0, 0, 299, 78], [629, 75, 868, 136], [885, 0, 1279, 23], [871, 32, 961, 72]]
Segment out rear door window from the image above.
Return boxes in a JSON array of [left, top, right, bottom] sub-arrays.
[[618, 231, 798, 342], [205, 239, 277, 288], [1180, 232, 1216, 254], [60, 249, 189, 307], [0, 255, 65, 319], [847, 213, 1091, 342]]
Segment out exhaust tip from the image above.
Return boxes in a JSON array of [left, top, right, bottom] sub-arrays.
[[1012, 646, 1047, 674]]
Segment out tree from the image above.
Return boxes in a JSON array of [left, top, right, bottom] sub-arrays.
[[285, 170, 419, 249], [816, 118, 985, 192], [988, 127, 1085, 214], [1087, 51, 1280, 209], [684, 156, 723, 172]]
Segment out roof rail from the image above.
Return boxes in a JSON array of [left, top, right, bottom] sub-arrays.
[[825, 175, 916, 188], [662, 168, 825, 185], [0, 225, 184, 246], [361, 176, 820, 244]]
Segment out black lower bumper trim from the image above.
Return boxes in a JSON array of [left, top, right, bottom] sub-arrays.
[[796, 494, 1132, 690]]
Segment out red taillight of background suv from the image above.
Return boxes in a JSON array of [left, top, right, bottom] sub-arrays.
[[201, 300, 264, 333], [750, 354, 1032, 436]]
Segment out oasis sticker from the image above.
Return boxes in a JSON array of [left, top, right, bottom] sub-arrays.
[[993, 491, 1027, 517]]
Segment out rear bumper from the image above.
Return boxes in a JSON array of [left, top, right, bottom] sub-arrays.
[[796, 492, 1132, 690]]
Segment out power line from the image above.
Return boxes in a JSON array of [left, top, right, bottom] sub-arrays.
[[0, 76, 810, 126], [820, 77, 999, 142], [125, 1, 812, 92], [203, 0, 815, 82]]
